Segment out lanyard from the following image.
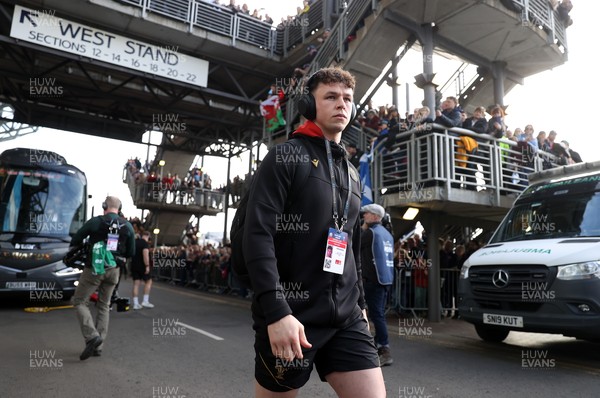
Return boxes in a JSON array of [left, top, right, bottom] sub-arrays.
[[324, 140, 351, 232]]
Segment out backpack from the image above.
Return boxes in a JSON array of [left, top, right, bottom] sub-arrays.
[[88, 214, 130, 269], [230, 138, 311, 288]]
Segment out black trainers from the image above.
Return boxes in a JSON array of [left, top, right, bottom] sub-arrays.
[[378, 346, 393, 367], [80, 336, 102, 361], [92, 349, 102, 357]]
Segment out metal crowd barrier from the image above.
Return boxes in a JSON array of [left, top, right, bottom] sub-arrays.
[[389, 267, 461, 317], [151, 255, 250, 296], [146, 244, 245, 295]]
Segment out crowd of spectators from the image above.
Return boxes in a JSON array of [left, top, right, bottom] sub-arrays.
[[124, 156, 253, 211], [202, 0, 316, 26], [146, 222, 244, 296], [124, 158, 226, 209], [356, 100, 583, 168], [111, 215, 237, 298]]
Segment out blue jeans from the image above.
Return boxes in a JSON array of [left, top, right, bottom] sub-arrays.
[[364, 281, 390, 347]]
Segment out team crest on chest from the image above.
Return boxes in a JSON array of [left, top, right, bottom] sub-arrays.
[[349, 166, 358, 182]]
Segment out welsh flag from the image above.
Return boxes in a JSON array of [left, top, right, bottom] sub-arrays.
[[260, 95, 286, 132]]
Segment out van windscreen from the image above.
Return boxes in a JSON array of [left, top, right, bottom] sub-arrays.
[[490, 191, 600, 243]]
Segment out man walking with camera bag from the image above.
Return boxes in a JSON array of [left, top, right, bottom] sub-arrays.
[[71, 196, 135, 360]]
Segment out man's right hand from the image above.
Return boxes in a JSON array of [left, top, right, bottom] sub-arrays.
[[267, 314, 312, 360]]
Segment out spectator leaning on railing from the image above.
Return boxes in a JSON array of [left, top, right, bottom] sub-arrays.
[[434, 96, 462, 128]]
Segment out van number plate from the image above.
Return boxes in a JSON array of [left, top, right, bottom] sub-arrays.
[[5, 281, 36, 289], [483, 313, 523, 328]]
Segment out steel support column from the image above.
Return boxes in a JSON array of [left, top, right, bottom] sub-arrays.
[[392, 64, 400, 108], [421, 23, 436, 115], [422, 211, 441, 323], [223, 146, 232, 243], [492, 61, 507, 107]]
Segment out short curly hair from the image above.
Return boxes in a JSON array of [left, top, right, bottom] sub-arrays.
[[306, 67, 356, 93]]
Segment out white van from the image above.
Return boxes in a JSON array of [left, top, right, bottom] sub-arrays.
[[458, 161, 600, 342]]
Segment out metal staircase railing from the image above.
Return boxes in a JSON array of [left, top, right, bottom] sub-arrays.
[[439, 63, 477, 101], [456, 69, 489, 110], [285, 0, 380, 135], [437, 62, 493, 113], [355, 36, 417, 116]]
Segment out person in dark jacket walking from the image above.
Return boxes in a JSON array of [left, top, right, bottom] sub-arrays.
[[360, 203, 395, 367], [243, 67, 385, 397], [71, 196, 135, 360]]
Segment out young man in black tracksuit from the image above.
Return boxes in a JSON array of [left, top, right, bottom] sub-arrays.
[[243, 68, 385, 397]]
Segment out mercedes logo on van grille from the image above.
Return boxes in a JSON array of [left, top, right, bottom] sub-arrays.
[[492, 270, 510, 288]]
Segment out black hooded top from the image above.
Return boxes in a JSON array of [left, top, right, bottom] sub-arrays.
[[243, 120, 365, 330]]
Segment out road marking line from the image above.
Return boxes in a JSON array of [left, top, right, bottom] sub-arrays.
[[175, 321, 224, 341], [152, 283, 251, 309]]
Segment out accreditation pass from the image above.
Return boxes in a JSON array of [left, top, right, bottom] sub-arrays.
[[323, 228, 348, 274]]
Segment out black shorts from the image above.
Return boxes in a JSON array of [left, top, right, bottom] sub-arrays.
[[254, 308, 379, 392], [131, 268, 151, 281]]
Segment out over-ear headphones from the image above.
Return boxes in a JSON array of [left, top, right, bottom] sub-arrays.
[[102, 198, 122, 211], [297, 71, 357, 122]]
